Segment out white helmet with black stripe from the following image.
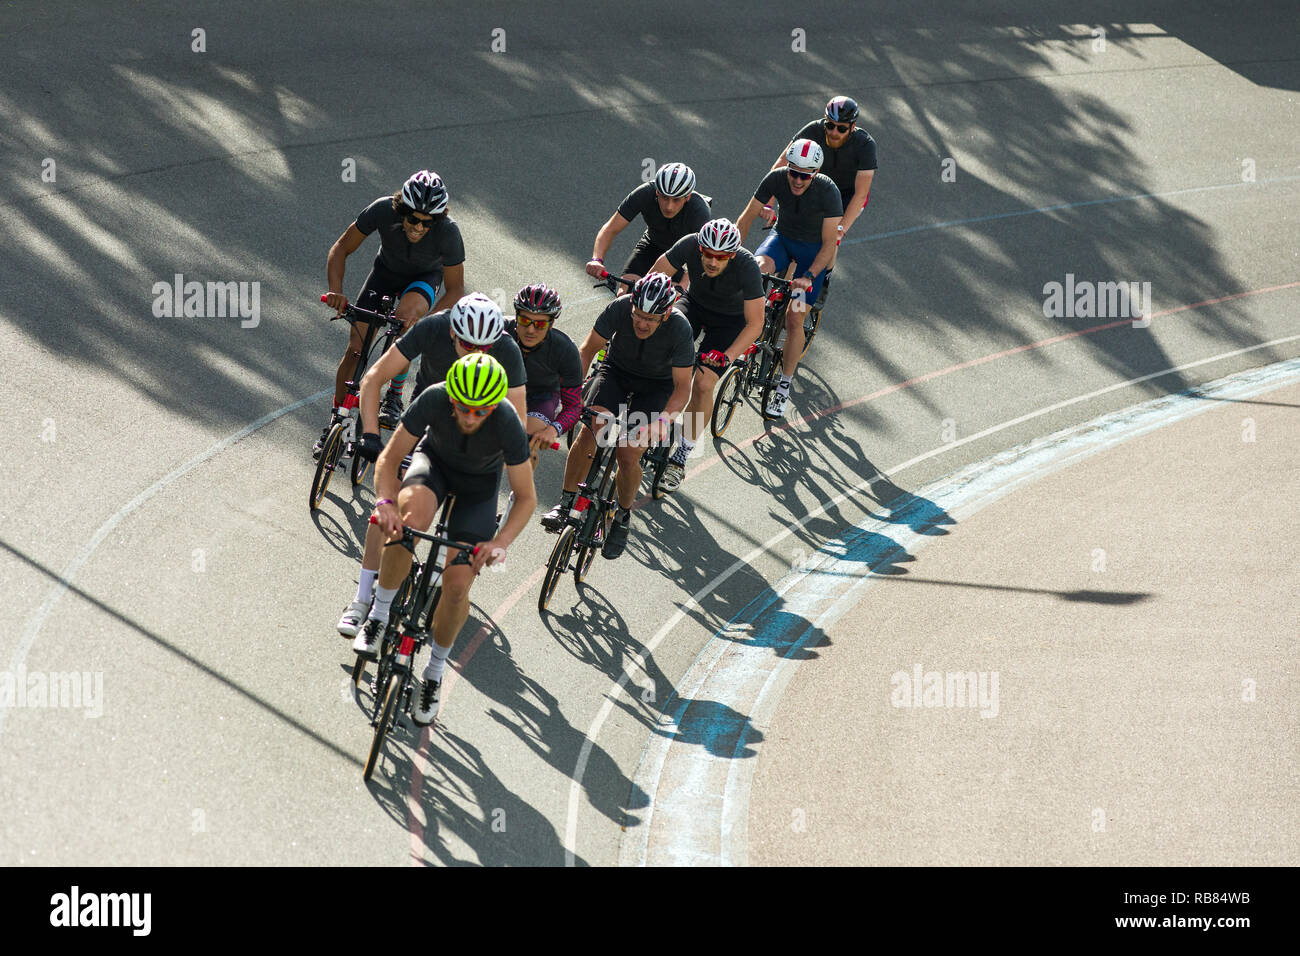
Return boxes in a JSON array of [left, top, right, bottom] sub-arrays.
[[654, 162, 696, 198], [697, 218, 742, 254], [631, 272, 677, 316], [401, 170, 449, 214], [450, 293, 505, 346]]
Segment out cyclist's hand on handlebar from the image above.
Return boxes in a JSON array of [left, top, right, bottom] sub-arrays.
[[529, 424, 560, 453], [373, 499, 402, 539], [471, 539, 505, 573], [792, 276, 813, 292], [700, 349, 728, 369], [324, 291, 349, 315], [759, 204, 776, 226], [358, 432, 382, 462], [585, 260, 607, 279]]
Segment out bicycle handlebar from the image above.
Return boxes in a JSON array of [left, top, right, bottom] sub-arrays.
[[321, 295, 402, 326], [369, 514, 480, 560]]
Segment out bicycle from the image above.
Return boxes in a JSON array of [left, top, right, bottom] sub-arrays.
[[538, 407, 624, 613], [709, 273, 793, 435], [310, 295, 406, 512], [358, 506, 478, 782]]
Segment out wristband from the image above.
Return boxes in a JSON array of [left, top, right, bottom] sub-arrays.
[[592, 257, 604, 263], [375, 498, 395, 509]]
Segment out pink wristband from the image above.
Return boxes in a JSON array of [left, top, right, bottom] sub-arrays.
[[375, 498, 394, 509]]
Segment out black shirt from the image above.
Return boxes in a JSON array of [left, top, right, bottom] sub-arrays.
[[397, 310, 527, 395], [664, 236, 765, 316], [402, 384, 530, 476], [753, 169, 843, 245], [593, 297, 695, 381], [355, 197, 466, 277], [506, 321, 583, 393], [791, 121, 878, 203], [616, 182, 711, 250]]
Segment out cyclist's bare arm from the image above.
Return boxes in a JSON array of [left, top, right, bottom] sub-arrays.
[[801, 215, 843, 284], [663, 364, 694, 422], [735, 197, 769, 240], [578, 328, 609, 373], [588, 212, 631, 276], [428, 262, 464, 316], [326, 224, 367, 313], [373, 424, 421, 535], [359, 345, 409, 434], [729, 296, 765, 360], [506, 384, 527, 425], [648, 252, 690, 292], [839, 170, 875, 235]]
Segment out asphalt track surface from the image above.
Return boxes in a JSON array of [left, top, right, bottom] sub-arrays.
[[1, 2, 1296, 866]]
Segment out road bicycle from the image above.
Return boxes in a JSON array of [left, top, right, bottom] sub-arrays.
[[310, 295, 406, 512], [709, 274, 795, 435]]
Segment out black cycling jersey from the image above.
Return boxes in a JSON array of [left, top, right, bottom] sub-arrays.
[[397, 311, 527, 395], [401, 384, 530, 476], [616, 182, 711, 251], [791, 121, 878, 203], [506, 321, 583, 393], [592, 296, 695, 381], [754, 169, 843, 244], [355, 197, 465, 277], [664, 236, 765, 316]]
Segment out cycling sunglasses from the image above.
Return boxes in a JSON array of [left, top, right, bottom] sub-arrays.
[[700, 249, 735, 261], [823, 120, 852, 133], [404, 213, 434, 228], [454, 335, 494, 353], [451, 400, 497, 418], [787, 169, 814, 181], [515, 315, 553, 330]]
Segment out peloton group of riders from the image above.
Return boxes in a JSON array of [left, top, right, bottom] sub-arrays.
[[319, 96, 877, 726]]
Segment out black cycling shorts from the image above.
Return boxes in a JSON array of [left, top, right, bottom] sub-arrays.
[[586, 364, 674, 424], [681, 298, 747, 367], [356, 261, 441, 317], [401, 450, 500, 545], [620, 233, 687, 281]]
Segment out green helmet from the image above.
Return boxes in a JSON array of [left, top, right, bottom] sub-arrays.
[[446, 352, 508, 407]]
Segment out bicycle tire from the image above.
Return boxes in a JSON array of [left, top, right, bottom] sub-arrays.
[[350, 437, 370, 487], [539, 526, 576, 613], [801, 307, 821, 359], [351, 653, 366, 687], [576, 457, 618, 584], [309, 422, 346, 512], [363, 671, 403, 782], [710, 364, 744, 437], [649, 444, 672, 500]]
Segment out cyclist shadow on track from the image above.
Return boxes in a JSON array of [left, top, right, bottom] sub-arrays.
[[310, 492, 373, 560]]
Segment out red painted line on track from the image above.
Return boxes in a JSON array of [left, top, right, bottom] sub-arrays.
[[404, 279, 1299, 861]]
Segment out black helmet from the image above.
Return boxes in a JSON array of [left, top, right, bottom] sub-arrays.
[[513, 283, 562, 318], [825, 95, 859, 125]]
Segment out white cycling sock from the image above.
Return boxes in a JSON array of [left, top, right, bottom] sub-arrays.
[[778, 375, 793, 391], [354, 569, 377, 605], [424, 641, 452, 682], [369, 585, 398, 622]]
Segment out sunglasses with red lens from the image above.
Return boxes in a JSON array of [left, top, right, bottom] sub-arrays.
[[787, 169, 813, 181], [515, 315, 553, 330], [823, 120, 852, 133], [451, 400, 496, 418], [701, 249, 735, 261], [455, 336, 493, 353]]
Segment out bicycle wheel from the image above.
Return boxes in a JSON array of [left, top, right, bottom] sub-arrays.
[[309, 422, 346, 512], [759, 347, 784, 419], [350, 437, 370, 487], [539, 526, 576, 613], [576, 459, 618, 584], [801, 308, 821, 359], [649, 444, 673, 500], [363, 671, 403, 781], [710, 364, 745, 437]]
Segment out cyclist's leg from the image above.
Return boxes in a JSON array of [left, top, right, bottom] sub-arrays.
[[335, 268, 389, 406], [431, 474, 498, 650], [382, 273, 439, 412], [780, 240, 827, 377], [753, 230, 791, 277]]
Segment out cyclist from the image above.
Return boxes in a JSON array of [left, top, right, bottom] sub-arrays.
[[735, 139, 842, 419], [647, 219, 764, 491], [539, 273, 694, 558], [770, 95, 877, 295], [359, 353, 535, 726], [337, 293, 526, 637], [584, 163, 710, 292], [319, 169, 465, 456], [505, 283, 584, 467]]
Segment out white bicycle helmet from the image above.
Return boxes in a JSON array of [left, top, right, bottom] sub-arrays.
[[654, 162, 696, 198], [697, 218, 742, 253], [450, 293, 505, 345], [401, 170, 449, 214], [784, 139, 824, 172], [631, 273, 677, 315]]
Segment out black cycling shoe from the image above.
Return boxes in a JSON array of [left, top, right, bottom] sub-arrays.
[[312, 423, 331, 460], [540, 493, 574, 533], [601, 508, 631, 559], [378, 390, 404, 429]]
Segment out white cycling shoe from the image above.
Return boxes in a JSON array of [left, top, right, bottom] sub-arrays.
[[765, 389, 790, 419], [337, 600, 370, 637], [411, 678, 441, 726]]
